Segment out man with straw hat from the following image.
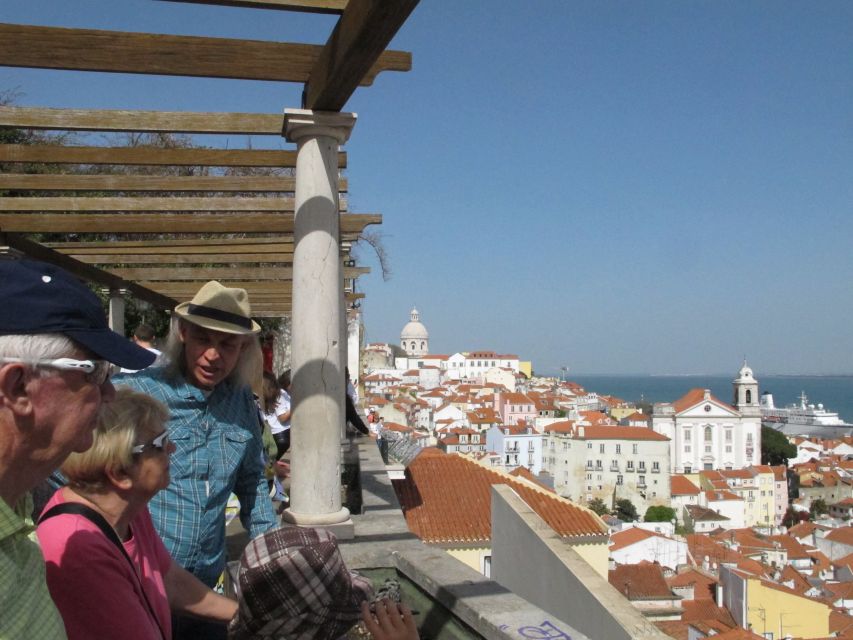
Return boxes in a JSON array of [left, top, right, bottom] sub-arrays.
[[116, 281, 277, 640]]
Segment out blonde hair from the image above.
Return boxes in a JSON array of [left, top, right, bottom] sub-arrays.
[[61, 387, 170, 491]]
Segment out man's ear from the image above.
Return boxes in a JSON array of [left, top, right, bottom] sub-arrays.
[[0, 364, 35, 416], [177, 320, 188, 344]]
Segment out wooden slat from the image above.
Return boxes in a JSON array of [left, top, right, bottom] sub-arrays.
[[46, 237, 297, 250], [109, 265, 368, 280], [0, 196, 345, 213], [305, 0, 417, 109], [0, 173, 346, 193], [157, 0, 347, 13], [0, 212, 380, 233], [0, 106, 283, 135], [0, 145, 346, 168], [144, 281, 293, 294], [1, 233, 177, 309], [0, 24, 410, 85], [65, 253, 294, 265]]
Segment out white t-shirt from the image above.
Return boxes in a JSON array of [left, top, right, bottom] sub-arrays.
[[265, 389, 291, 435]]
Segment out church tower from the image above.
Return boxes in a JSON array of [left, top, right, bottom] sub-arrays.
[[733, 360, 760, 418], [400, 307, 429, 356]]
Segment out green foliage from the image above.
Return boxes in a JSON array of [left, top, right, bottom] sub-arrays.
[[644, 505, 676, 523], [615, 498, 638, 522], [587, 497, 610, 516], [810, 498, 828, 519], [761, 426, 796, 465]]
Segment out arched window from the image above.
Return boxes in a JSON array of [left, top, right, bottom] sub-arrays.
[[421, 341, 425, 350], [704, 426, 713, 442], [745, 389, 752, 403]]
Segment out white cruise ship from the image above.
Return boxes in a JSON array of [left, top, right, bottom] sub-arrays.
[[760, 391, 853, 438]]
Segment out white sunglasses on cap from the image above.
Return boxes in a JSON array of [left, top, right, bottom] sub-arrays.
[[0, 357, 113, 386], [131, 431, 171, 455]]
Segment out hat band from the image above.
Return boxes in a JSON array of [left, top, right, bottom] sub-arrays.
[[187, 304, 253, 330]]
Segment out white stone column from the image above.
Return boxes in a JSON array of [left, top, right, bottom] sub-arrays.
[[104, 288, 126, 335], [282, 109, 356, 528]]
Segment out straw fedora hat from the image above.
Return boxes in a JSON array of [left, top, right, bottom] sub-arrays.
[[173, 280, 261, 335]]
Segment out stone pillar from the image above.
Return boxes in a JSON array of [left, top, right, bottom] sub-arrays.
[[282, 109, 356, 528], [104, 288, 126, 335]]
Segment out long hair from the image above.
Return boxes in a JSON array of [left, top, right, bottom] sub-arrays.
[[161, 317, 260, 390]]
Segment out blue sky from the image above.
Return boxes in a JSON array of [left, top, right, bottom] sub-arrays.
[[2, 1, 852, 375]]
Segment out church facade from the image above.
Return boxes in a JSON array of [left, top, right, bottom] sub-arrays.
[[651, 363, 761, 472]]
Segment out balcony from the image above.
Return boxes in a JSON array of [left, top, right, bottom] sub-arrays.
[[226, 438, 669, 640], [651, 467, 660, 473]]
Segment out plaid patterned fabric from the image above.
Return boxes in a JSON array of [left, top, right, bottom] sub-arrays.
[[230, 527, 373, 640], [115, 367, 277, 587], [0, 496, 67, 640]]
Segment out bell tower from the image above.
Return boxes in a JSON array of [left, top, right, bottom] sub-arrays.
[[733, 360, 760, 418]]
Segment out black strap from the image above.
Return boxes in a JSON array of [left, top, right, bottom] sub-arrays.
[[39, 502, 167, 640], [186, 303, 253, 330]]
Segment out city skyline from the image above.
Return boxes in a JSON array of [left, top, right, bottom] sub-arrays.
[[2, 1, 851, 374]]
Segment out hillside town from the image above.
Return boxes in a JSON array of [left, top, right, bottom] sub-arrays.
[[362, 309, 853, 640]]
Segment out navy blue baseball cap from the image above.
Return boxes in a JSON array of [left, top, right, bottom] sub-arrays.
[[0, 259, 156, 371]]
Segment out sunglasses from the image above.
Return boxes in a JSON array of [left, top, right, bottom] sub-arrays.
[[131, 431, 170, 455], [0, 357, 113, 386]]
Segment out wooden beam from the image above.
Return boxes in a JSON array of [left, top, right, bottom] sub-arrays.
[[0, 24, 410, 85], [109, 265, 369, 280], [0, 106, 283, 135], [144, 281, 294, 294], [46, 237, 297, 250], [64, 253, 294, 265], [157, 0, 347, 14], [305, 0, 417, 110], [0, 233, 177, 310], [0, 212, 380, 233], [0, 196, 345, 212], [0, 144, 346, 167], [0, 173, 347, 193]]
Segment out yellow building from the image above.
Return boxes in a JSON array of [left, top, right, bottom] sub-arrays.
[[721, 566, 832, 639]]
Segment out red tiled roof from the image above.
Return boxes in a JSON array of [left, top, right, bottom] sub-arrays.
[[672, 388, 735, 414], [577, 425, 670, 441], [681, 599, 737, 627], [508, 467, 554, 492], [671, 475, 701, 495], [393, 450, 605, 543], [686, 534, 742, 565], [654, 620, 690, 640], [825, 526, 853, 546], [609, 563, 673, 599], [666, 567, 718, 600], [544, 420, 575, 434], [610, 527, 659, 551]]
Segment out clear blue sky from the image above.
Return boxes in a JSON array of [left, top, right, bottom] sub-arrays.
[[3, 1, 852, 375]]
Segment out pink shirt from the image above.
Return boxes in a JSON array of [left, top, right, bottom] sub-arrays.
[[37, 490, 173, 640]]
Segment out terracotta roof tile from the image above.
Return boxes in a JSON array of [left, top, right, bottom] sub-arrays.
[[577, 425, 670, 441], [825, 526, 853, 546], [393, 450, 605, 543], [507, 467, 554, 492], [681, 599, 737, 627], [654, 620, 690, 640], [666, 567, 718, 600], [608, 563, 673, 599], [671, 475, 701, 495], [686, 534, 742, 565], [610, 527, 666, 551], [672, 388, 735, 414]]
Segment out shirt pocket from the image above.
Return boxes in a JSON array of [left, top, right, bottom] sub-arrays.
[[167, 428, 196, 480], [220, 430, 254, 483]]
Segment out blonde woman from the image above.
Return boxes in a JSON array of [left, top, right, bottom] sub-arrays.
[[36, 388, 237, 640]]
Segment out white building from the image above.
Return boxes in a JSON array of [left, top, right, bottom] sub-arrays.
[[444, 351, 520, 381], [485, 424, 543, 474], [609, 527, 688, 570], [543, 422, 671, 514], [651, 362, 761, 473]]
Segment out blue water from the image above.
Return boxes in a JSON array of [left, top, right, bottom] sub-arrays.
[[565, 374, 853, 424]]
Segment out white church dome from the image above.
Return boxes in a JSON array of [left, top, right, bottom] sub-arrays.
[[401, 307, 429, 340]]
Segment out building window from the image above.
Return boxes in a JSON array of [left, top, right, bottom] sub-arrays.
[[562, 442, 568, 451], [616, 475, 623, 485], [652, 461, 660, 472], [704, 426, 712, 442], [684, 428, 691, 440], [627, 461, 634, 471], [600, 444, 605, 454], [638, 475, 646, 486], [633, 444, 639, 454], [726, 445, 732, 453], [684, 445, 691, 453], [638, 461, 645, 472], [616, 444, 621, 454], [587, 442, 592, 449], [725, 429, 732, 442]]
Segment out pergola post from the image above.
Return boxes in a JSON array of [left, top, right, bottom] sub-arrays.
[[282, 108, 356, 529], [103, 287, 126, 335]]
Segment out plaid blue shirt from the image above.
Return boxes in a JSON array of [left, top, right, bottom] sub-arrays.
[[115, 367, 277, 587]]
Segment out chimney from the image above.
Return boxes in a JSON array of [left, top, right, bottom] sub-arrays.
[[703, 389, 711, 400]]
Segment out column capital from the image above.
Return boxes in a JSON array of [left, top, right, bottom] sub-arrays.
[[283, 109, 356, 145]]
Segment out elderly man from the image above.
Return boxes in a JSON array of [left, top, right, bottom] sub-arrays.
[[0, 259, 155, 640], [116, 280, 276, 640]]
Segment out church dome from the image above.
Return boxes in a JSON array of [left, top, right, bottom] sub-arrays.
[[401, 307, 429, 340], [400, 307, 429, 356], [734, 360, 755, 383]]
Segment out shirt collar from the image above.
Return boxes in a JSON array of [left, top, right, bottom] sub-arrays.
[[0, 493, 34, 540]]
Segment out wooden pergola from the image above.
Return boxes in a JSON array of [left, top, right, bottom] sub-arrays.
[[0, 0, 417, 319]]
